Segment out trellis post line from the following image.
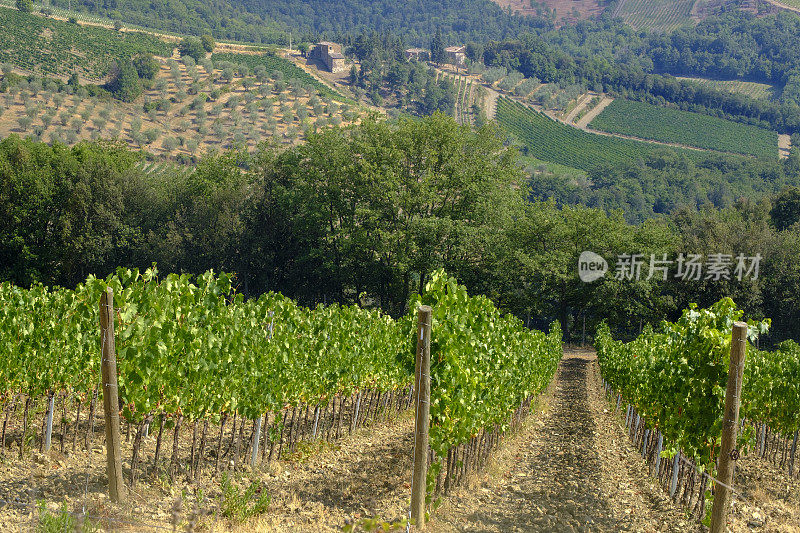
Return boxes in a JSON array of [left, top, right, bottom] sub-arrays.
[[99, 287, 125, 503], [710, 321, 748, 533], [411, 305, 432, 530]]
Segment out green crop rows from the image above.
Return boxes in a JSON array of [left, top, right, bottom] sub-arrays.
[[596, 298, 798, 472], [614, 0, 695, 32], [412, 271, 562, 497], [677, 76, 777, 101], [590, 99, 778, 159], [211, 52, 350, 103], [0, 266, 560, 444], [745, 340, 800, 437], [0, 267, 409, 425], [0, 8, 172, 80], [495, 97, 696, 171]]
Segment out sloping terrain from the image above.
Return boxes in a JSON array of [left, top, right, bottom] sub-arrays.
[[489, 0, 605, 22]]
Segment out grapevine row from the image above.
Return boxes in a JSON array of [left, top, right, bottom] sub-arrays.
[[596, 298, 799, 472], [589, 98, 778, 159], [494, 97, 704, 171], [2, 268, 563, 497], [0, 8, 172, 80], [617, 0, 695, 32], [0, 267, 409, 429], [413, 271, 562, 500]]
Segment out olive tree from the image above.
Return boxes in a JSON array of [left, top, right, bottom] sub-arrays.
[[17, 116, 33, 131]]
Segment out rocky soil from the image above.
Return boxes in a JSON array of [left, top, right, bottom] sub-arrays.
[[1, 349, 797, 532]]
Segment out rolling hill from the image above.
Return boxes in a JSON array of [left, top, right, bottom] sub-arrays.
[[44, 0, 553, 46]]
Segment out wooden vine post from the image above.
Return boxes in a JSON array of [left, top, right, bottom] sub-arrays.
[[710, 321, 748, 533], [411, 305, 432, 530], [99, 287, 125, 503]]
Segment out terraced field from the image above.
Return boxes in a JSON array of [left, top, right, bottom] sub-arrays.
[[494, 98, 700, 171], [211, 52, 350, 103], [612, 0, 695, 32], [0, 8, 172, 80], [678, 76, 777, 100], [489, 0, 604, 21], [0, 56, 364, 160], [769, 0, 800, 9], [589, 99, 778, 159]]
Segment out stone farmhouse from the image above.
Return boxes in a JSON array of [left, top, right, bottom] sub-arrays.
[[445, 46, 466, 66], [404, 48, 430, 62], [310, 41, 347, 73]]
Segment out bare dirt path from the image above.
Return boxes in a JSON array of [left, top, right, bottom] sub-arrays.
[[575, 97, 613, 129], [484, 85, 500, 120], [563, 93, 594, 124], [0, 400, 415, 532], [241, 414, 414, 532], [429, 350, 696, 533], [779, 134, 792, 159]]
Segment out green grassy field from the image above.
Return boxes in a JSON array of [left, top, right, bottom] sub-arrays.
[[677, 76, 777, 100], [494, 98, 701, 171], [211, 53, 350, 103], [589, 99, 778, 159], [613, 0, 695, 32], [0, 8, 172, 80], [521, 155, 588, 179]]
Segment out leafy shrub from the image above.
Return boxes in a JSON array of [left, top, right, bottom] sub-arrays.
[[179, 38, 205, 62], [133, 54, 160, 81], [200, 34, 215, 53], [36, 501, 98, 533], [515, 77, 540, 97], [105, 61, 142, 102], [219, 473, 270, 522], [498, 70, 524, 92], [481, 67, 506, 84]]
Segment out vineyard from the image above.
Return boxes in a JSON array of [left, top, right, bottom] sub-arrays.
[[210, 52, 349, 103], [773, 0, 800, 9], [677, 76, 777, 101], [0, 8, 172, 80], [521, 154, 588, 181], [612, 0, 696, 32], [596, 298, 800, 522], [413, 272, 562, 502], [0, 0, 114, 26], [589, 99, 779, 159], [494, 97, 700, 171], [438, 72, 479, 126], [1, 267, 409, 444], [0, 268, 562, 528]]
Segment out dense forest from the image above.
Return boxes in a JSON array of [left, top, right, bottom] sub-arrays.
[[49, 0, 552, 45], [45, 0, 289, 44], [3, 116, 800, 345], [529, 144, 800, 223]]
